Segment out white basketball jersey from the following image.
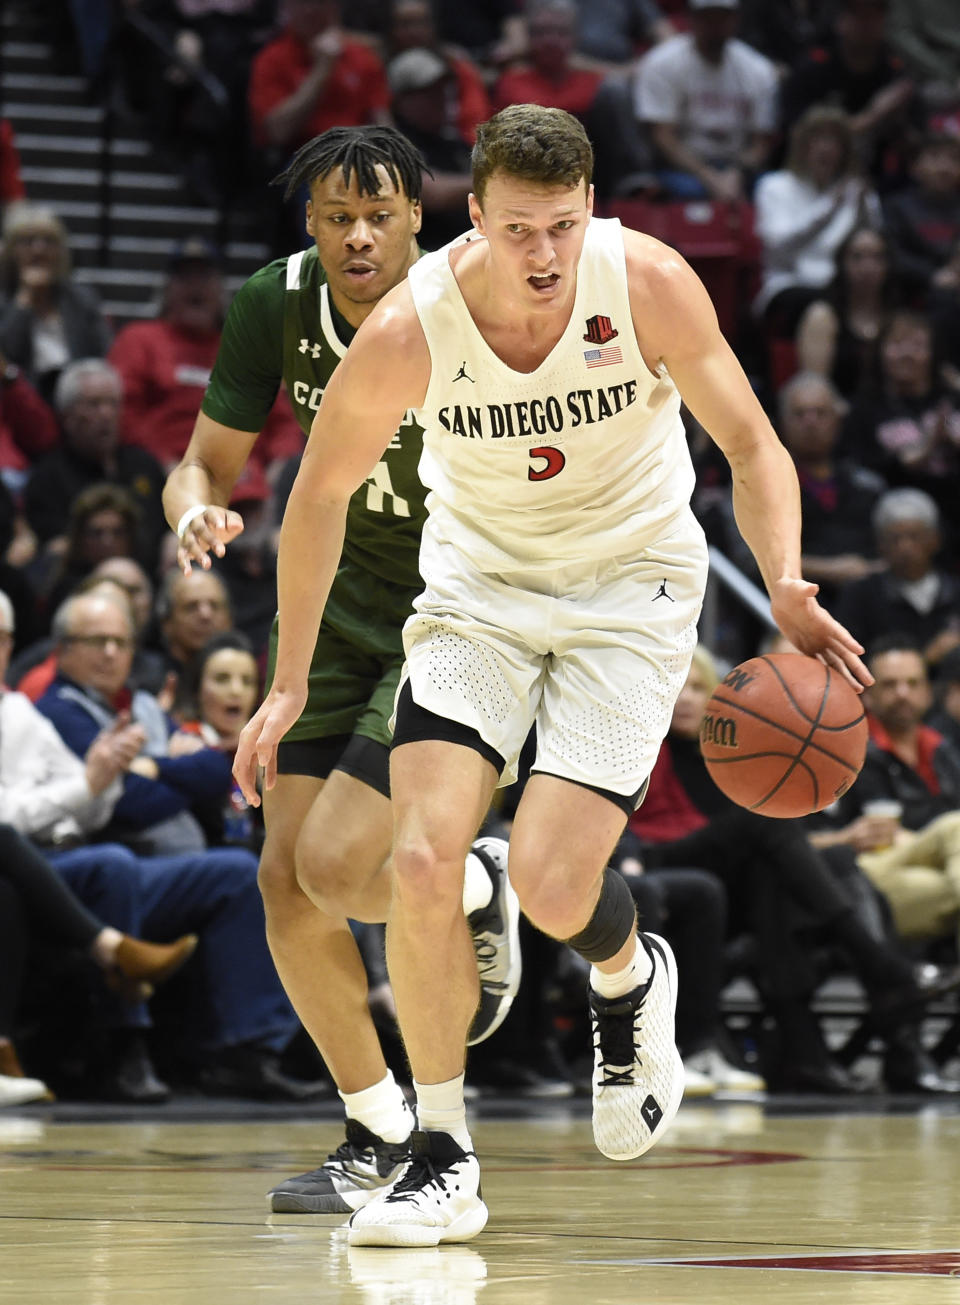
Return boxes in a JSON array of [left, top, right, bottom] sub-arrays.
[[407, 216, 696, 572]]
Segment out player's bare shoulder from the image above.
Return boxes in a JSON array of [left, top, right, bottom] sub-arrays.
[[341, 280, 430, 407], [621, 224, 717, 362]]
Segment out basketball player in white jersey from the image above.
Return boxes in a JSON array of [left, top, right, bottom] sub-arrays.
[[235, 105, 871, 1247]]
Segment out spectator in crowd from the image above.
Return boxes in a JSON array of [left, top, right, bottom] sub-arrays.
[[36, 589, 235, 856], [834, 488, 960, 669], [825, 636, 960, 972], [30, 483, 144, 628], [795, 224, 899, 400], [0, 822, 200, 1106], [777, 370, 886, 605], [0, 479, 42, 653], [0, 346, 59, 496], [157, 566, 232, 683], [383, 0, 490, 143], [433, 0, 526, 68], [633, 0, 779, 202], [26, 588, 319, 1099], [780, 0, 916, 182], [842, 309, 960, 511], [571, 0, 673, 69], [887, 0, 960, 122], [171, 629, 262, 849], [0, 204, 111, 405], [492, 1, 603, 123], [248, 0, 390, 157], [753, 107, 881, 331], [10, 561, 168, 704], [24, 360, 166, 569], [883, 133, 960, 298], [386, 49, 475, 249], [107, 240, 301, 473], [0, 120, 25, 216]]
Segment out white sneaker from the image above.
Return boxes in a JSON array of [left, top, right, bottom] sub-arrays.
[[682, 1061, 716, 1099], [684, 1047, 766, 1094], [589, 933, 684, 1161], [348, 1130, 488, 1247], [268, 1120, 411, 1213], [0, 1074, 52, 1107], [466, 838, 521, 1046]]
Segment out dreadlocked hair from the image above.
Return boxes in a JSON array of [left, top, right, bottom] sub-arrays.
[[271, 126, 428, 203]]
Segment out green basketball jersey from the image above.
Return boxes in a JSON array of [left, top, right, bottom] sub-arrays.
[[202, 246, 426, 588]]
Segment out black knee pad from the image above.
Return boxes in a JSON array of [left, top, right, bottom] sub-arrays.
[[564, 866, 637, 964]]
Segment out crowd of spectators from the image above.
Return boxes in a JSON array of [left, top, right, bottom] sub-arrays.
[[2, 0, 960, 1105]]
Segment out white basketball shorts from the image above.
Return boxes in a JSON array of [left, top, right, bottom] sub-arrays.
[[396, 511, 708, 799]]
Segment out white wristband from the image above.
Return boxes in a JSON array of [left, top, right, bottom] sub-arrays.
[[176, 504, 210, 540]]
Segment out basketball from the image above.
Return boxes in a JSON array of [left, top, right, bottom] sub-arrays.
[[699, 653, 868, 818]]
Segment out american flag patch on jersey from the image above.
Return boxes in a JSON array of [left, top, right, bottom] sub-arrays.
[[583, 346, 623, 368]]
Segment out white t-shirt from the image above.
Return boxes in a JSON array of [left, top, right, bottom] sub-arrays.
[[407, 217, 696, 573], [635, 33, 778, 166], [753, 170, 882, 312]]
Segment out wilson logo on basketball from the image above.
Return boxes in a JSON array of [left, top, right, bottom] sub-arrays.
[[722, 668, 755, 692], [701, 715, 738, 749]]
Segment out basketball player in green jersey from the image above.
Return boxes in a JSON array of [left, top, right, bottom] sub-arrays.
[[162, 127, 520, 1214]]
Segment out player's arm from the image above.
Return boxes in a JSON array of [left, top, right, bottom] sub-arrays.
[[625, 233, 871, 689], [234, 286, 430, 804], [163, 413, 257, 572]]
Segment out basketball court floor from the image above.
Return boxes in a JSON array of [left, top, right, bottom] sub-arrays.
[[2, 1093, 959, 1304]]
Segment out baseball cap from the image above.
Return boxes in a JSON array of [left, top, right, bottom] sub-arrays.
[[387, 48, 450, 95], [168, 235, 221, 274]]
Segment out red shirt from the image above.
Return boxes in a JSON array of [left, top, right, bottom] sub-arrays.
[[0, 120, 25, 204], [0, 372, 59, 473], [492, 66, 602, 119], [627, 742, 710, 844], [108, 319, 301, 469], [451, 57, 490, 144], [867, 714, 942, 796], [248, 34, 389, 147]]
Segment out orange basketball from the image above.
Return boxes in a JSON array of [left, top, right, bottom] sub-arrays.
[[699, 653, 868, 818]]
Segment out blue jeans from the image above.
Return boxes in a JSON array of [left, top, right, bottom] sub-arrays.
[[51, 844, 298, 1052]]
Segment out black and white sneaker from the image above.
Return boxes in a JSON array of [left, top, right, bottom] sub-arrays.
[[348, 1130, 488, 1247], [466, 837, 521, 1046], [268, 1120, 410, 1213], [589, 933, 684, 1161]]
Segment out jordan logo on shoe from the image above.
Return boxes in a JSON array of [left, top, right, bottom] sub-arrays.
[[640, 1095, 663, 1130]]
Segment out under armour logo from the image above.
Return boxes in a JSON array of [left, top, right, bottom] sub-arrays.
[[298, 338, 323, 358], [641, 1094, 663, 1131], [652, 579, 674, 602], [453, 361, 474, 383]]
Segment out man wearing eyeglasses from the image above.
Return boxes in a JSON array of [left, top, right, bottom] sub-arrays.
[[32, 589, 320, 1101]]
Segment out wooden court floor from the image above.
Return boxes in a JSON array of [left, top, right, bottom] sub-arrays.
[[2, 1098, 959, 1304]]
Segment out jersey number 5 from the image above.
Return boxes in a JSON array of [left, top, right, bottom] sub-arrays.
[[528, 446, 566, 482]]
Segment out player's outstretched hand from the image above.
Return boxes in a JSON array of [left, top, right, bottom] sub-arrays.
[[178, 507, 245, 574], [770, 577, 873, 692], [233, 687, 307, 806]]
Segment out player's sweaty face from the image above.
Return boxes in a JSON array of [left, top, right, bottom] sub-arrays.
[[306, 166, 422, 315], [469, 173, 592, 311]]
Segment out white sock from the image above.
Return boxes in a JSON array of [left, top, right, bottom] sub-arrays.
[[461, 852, 492, 916], [414, 1073, 472, 1151], [339, 1069, 414, 1143], [90, 927, 124, 967], [590, 936, 652, 999]]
